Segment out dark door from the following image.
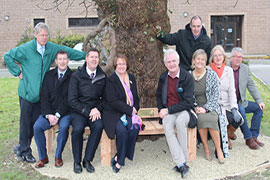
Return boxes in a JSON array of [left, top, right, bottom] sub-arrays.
[[211, 16, 242, 52]]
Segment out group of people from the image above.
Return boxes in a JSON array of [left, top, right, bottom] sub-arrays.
[[156, 15, 265, 178], [4, 15, 265, 178]]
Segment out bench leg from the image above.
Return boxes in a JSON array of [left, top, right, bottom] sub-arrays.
[[100, 130, 116, 166], [46, 128, 54, 154], [188, 127, 197, 161]]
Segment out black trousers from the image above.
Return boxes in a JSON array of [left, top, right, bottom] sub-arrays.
[[18, 97, 41, 156], [116, 119, 139, 166], [70, 112, 103, 163]]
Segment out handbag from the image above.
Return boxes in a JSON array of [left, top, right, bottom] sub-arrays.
[[188, 108, 198, 129]]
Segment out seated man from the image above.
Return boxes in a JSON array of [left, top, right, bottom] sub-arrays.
[[230, 47, 265, 149], [156, 49, 194, 178], [34, 50, 73, 168], [68, 48, 106, 173]]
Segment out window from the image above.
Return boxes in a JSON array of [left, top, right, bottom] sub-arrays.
[[68, 17, 99, 27], [33, 18, 45, 27]]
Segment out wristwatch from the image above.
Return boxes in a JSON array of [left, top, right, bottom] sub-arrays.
[[55, 112, 61, 119]]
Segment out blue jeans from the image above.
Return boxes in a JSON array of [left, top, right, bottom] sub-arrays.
[[34, 115, 70, 160], [239, 101, 263, 139]]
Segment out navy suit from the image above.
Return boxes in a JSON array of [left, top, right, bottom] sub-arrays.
[[34, 67, 72, 160]]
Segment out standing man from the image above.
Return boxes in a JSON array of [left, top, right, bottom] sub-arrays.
[[68, 48, 106, 174], [34, 50, 72, 168], [156, 49, 194, 178], [4, 22, 85, 163], [157, 16, 212, 71], [230, 47, 265, 150]]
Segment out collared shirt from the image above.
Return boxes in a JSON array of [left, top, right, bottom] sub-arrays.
[[86, 66, 97, 79], [58, 68, 67, 79], [37, 42, 45, 56], [168, 68, 180, 79]]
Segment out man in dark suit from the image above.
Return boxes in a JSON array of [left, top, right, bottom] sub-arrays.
[[230, 47, 265, 149], [68, 48, 106, 173], [33, 50, 73, 168]]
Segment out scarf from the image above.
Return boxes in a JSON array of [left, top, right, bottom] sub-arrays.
[[210, 63, 225, 79], [116, 71, 142, 130]]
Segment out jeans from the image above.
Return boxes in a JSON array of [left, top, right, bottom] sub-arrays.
[[239, 101, 263, 139], [34, 115, 70, 160]]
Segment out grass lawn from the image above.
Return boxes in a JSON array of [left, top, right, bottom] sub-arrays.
[[0, 76, 269, 179]]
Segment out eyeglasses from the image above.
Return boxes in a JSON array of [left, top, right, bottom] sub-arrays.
[[232, 55, 243, 59], [214, 54, 223, 58], [117, 63, 126, 66]]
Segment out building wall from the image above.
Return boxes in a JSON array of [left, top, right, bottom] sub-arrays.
[[0, 0, 98, 61], [168, 0, 270, 55], [1, 0, 269, 60]]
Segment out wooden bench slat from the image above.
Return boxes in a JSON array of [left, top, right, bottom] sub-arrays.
[[46, 107, 197, 166]]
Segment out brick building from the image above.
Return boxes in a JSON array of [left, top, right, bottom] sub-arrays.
[[1, 0, 269, 62]]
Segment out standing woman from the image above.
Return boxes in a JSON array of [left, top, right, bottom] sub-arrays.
[[192, 49, 227, 163], [209, 45, 243, 149], [103, 54, 141, 173]]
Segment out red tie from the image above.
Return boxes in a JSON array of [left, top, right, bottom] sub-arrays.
[[90, 73, 95, 79]]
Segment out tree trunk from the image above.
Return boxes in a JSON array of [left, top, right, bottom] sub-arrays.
[[93, 0, 170, 107]]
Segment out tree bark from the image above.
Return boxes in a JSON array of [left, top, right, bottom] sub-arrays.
[[92, 0, 170, 107]]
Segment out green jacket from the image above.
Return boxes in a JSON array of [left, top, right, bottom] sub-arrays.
[[4, 38, 86, 103]]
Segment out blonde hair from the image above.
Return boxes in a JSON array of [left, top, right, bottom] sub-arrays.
[[191, 49, 207, 68], [209, 45, 228, 65]]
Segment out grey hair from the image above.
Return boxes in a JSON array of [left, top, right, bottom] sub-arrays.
[[231, 47, 244, 56], [163, 49, 179, 63], [33, 22, 49, 35]]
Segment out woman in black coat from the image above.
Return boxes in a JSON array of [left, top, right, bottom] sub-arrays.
[[103, 54, 140, 173]]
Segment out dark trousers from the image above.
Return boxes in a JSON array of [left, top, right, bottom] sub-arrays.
[[70, 112, 103, 163], [116, 119, 139, 166], [18, 97, 41, 156]]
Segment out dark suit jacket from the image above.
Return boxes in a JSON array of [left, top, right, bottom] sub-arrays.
[[156, 67, 194, 114], [40, 67, 73, 117], [103, 72, 140, 139]]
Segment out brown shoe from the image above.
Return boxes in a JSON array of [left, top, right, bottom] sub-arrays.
[[246, 138, 260, 150], [253, 138, 264, 147], [35, 157, 49, 168], [229, 132, 237, 140], [55, 157, 63, 167]]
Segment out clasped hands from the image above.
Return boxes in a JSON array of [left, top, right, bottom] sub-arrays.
[[89, 108, 101, 122], [48, 115, 59, 126], [195, 107, 207, 114]]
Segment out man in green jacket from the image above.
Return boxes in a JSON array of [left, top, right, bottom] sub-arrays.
[[4, 22, 86, 163], [157, 16, 212, 71]]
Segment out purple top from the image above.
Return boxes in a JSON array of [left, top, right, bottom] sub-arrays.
[[233, 68, 240, 102]]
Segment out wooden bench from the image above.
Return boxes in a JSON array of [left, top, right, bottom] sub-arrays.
[[100, 108, 197, 166], [45, 108, 197, 166]]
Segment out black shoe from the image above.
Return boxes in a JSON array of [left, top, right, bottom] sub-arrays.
[[111, 155, 117, 167], [13, 144, 20, 154], [179, 165, 189, 179], [83, 159, 95, 173], [16, 152, 25, 162], [23, 154, 36, 163], [112, 164, 120, 173], [74, 162, 82, 173]]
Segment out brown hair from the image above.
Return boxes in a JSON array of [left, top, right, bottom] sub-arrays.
[[113, 54, 130, 70], [86, 48, 100, 57]]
